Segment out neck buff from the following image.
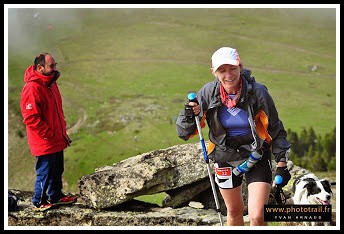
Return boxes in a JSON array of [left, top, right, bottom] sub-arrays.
[[220, 77, 242, 108]]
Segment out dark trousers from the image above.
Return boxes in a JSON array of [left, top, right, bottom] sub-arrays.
[[32, 151, 65, 206]]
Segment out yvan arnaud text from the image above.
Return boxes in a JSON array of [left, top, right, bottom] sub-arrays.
[[264, 204, 332, 222]]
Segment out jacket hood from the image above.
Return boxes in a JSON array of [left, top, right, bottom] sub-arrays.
[[24, 65, 55, 85], [241, 67, 252, 79], [242, 67, 256, 84]]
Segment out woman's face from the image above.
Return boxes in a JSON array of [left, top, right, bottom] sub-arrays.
[[213, 64, 242, 93]]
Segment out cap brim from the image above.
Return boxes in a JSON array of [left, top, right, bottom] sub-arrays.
[[213, 59, 240, 72]]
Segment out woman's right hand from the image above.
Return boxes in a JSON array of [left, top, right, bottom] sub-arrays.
[[188, 101, 200, 116], [185, 101, 200, 117]]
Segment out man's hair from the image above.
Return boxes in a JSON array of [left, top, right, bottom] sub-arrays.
[[34, 52, 50, 69]]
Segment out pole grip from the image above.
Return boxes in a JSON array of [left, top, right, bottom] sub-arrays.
[[275, 175, 283, 185], [187, 92, 198, 103]]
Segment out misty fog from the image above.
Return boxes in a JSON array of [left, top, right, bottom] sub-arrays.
[[7, 8, 83, 54]]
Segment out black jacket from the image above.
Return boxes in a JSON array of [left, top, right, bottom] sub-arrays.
[[176, 68, 290, 163]]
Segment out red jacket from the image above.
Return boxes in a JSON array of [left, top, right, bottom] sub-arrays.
[[20, 65, 70, 156]]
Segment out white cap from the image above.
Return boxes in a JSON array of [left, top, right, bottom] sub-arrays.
[[211, 47, 241, 72]]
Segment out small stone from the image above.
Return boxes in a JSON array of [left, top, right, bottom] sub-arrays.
[[188, 201, 204, 209]]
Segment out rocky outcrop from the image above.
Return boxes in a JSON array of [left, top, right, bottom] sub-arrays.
[[8, 142, 315, 226], [78, 143, 212, 209], [7, 190, 226, 226]]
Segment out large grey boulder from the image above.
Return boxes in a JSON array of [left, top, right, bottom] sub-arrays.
[[77, 142, 303, 211], [78, 143, 212, 209]]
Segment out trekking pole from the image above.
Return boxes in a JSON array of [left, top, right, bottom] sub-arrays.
[[274, 175, 286, 205], [187, 93, 224, 226]]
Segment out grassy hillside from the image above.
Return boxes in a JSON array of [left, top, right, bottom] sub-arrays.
[[7, 7, 336, 193]]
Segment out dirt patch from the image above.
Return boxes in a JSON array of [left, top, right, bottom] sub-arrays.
[[67, 108, 87, 135]]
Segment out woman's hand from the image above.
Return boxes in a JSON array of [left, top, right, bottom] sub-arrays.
[[185, 101, 200, 117]]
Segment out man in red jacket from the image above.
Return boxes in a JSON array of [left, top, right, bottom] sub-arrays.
[[20, 52, 77, 211]]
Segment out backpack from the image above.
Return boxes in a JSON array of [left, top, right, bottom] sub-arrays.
[[8, 191, 18, 211]]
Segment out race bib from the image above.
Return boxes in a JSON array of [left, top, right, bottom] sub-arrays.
[[214, 163, 233, 189]]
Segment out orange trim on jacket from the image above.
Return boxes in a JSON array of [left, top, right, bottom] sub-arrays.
[[254, 109, 272, 143], [188, 112, 207, 139]]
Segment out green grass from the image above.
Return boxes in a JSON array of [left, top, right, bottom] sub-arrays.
[[134, 192, 167, 207], [7, 7, 336, 194], [313, 170, 336, 182]]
